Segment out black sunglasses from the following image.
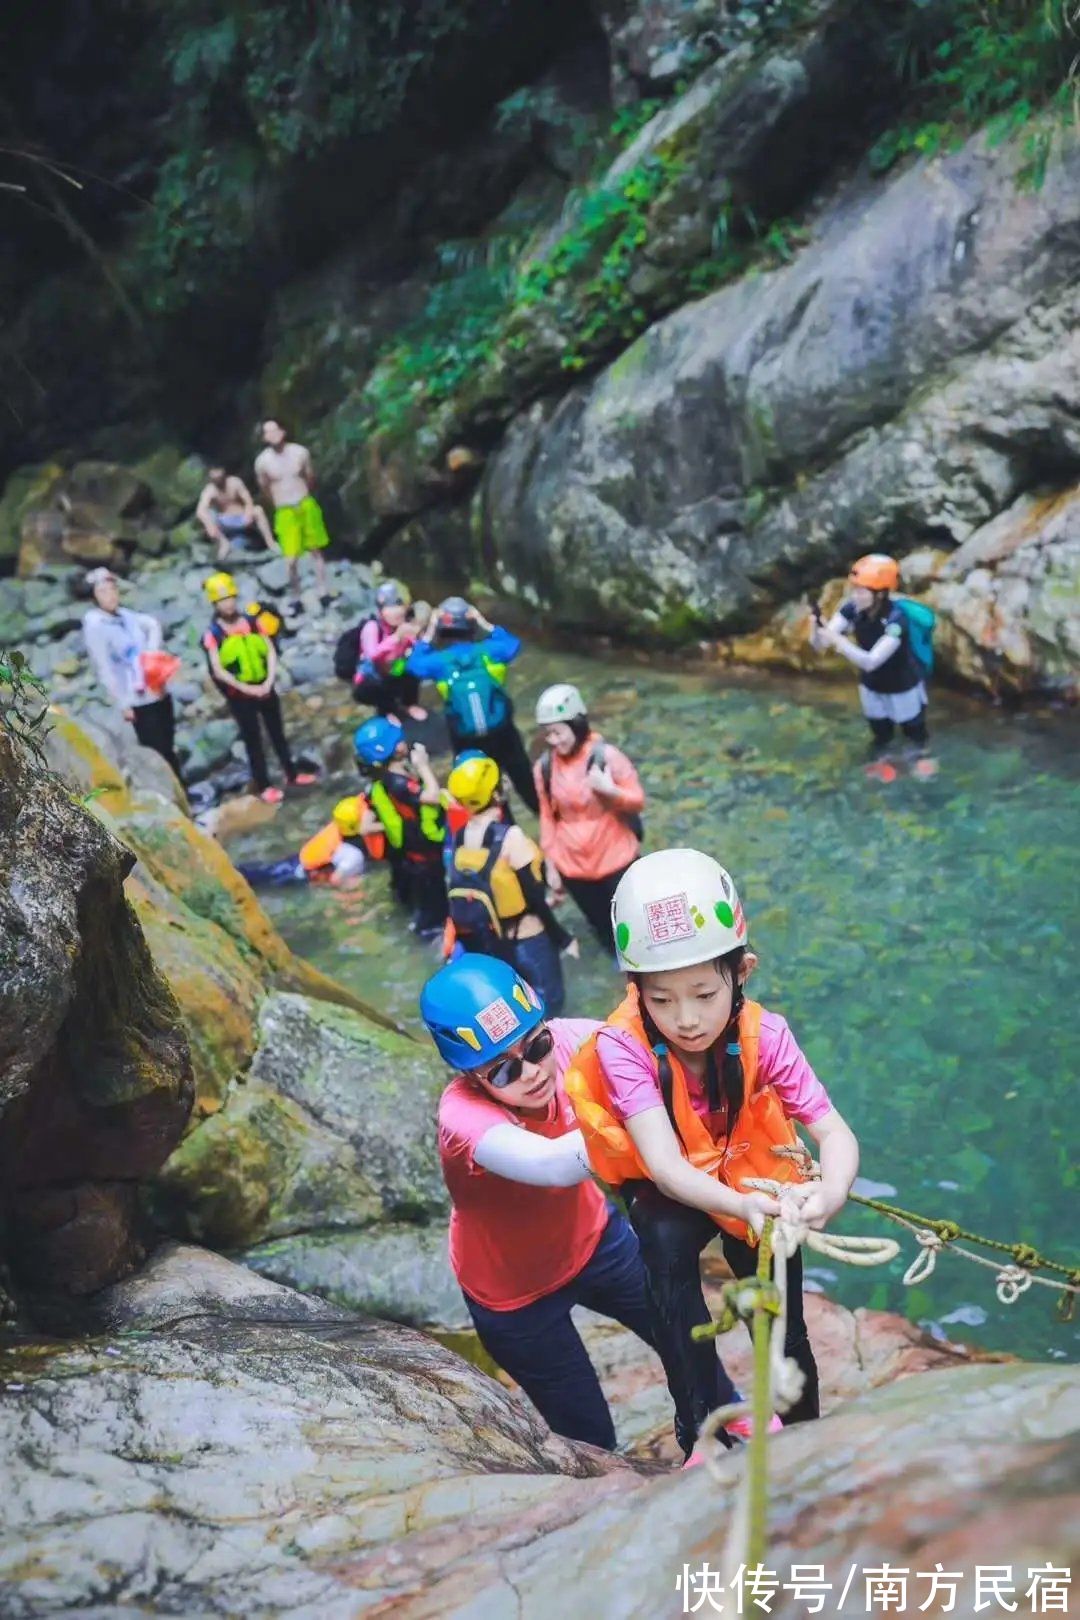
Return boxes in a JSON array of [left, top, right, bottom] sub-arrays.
[[480, 1026, 555, 1089]]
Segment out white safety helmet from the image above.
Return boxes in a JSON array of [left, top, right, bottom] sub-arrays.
[[611, 849, 747, 973], [535, 683, 587, 726]]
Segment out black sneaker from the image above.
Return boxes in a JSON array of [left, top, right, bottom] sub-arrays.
[[289, 598, 304, 616]]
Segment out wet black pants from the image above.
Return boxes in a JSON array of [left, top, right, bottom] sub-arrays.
[[868, 709, 929, 752], [563, 864, 635, 953], [626, 1181, 820, 1457], [226, 690, 295, 792], [132, 696, 182, 780], [353, 670, 422, 718]]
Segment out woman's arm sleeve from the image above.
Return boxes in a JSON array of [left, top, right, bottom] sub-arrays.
[[472, 1123, 592, 1187]]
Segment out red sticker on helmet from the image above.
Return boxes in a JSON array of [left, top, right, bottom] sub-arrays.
[[475, 998, 521, 1042], [644, 893, 695, 945]]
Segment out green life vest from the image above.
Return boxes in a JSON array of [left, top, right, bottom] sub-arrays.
[[210, 612, 270, 685], [369, 775, 444, 858]]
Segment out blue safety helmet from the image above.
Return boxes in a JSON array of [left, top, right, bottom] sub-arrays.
[[453, 747, 488, 766], [354, 715, 404, 765], [420, 955, 545, 1071]]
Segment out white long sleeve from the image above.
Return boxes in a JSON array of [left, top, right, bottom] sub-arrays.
[[831, 628, 902, 673], [473, 1123, 593, 1187]]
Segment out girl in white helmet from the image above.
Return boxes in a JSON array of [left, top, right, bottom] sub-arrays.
[[533, 682, 645, 950], [565, 849, 859, 1464]]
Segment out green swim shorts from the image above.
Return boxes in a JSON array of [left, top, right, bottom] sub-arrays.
[[274, 496, 329, 557]]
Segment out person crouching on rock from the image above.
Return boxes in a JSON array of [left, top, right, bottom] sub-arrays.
[[354, 716, 448, 938], [420, 954, 656, 1450], [809, 553, 937, 780], [201, 571, 317, 805], [342, 579, 427, 721], [444, 751, 579, 1014], [235, 794, 384, 890], [565, 849, 860, 1465]]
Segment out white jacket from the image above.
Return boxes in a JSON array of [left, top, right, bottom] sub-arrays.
[[82, 606, 163, 710]]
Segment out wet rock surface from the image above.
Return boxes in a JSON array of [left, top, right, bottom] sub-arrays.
[[0, 1246, 1074, 1618]]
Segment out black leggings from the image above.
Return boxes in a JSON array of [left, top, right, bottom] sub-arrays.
[[353, 671, 422, 719], [626, 1181, 819, 1457], [389, 852, 447, 934], [225, 690, 295, 792], [132, 696, 182, 780], [450, 718, 539, 813], [563, 864, 635, 952], [868, 709, 929, 752]]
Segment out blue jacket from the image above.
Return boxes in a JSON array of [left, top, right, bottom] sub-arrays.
[[405, 625, 522, 684]]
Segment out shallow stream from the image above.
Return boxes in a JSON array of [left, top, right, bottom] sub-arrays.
[[225, 647, 1080, 1363]]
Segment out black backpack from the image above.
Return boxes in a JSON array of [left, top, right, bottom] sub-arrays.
[[333, 621, 364, 684], [447, 822, 515, 958], [539, 741, 644, 843]]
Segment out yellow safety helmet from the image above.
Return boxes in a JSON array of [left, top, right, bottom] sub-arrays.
[[447, 753, 501, 813], [332, 795, 363, 838], [204, 572, 238, 604]]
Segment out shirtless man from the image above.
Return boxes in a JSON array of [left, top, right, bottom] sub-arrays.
[[196, 467, 278, 562], [253, 420, 331, 610]]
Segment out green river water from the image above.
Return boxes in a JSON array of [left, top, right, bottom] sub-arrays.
[[225, 645, 1080, 1363]]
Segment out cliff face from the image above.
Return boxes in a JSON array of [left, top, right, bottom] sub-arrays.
[[0, 705, 449, 1324], [2, 0, 1077, 694]]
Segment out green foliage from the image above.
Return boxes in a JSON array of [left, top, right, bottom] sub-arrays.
[[870, 0, 1080, 186], [0, 650, 51, 762]]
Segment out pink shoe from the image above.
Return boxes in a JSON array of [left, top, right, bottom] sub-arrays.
[[259, 786, 284, 805], [682, 1450, 707, 1470], [912, 756, 939, 779], [290, 772, 318, 786], [406, 705, 428, 721], [725, 1413, 783, 1441]]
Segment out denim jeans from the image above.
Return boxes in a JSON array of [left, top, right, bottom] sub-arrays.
[[464, 1210, 655, 1450], [511, 931, 565, 1016]]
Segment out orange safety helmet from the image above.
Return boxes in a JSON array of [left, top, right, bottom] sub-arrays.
[[849, 553, 899, 592]]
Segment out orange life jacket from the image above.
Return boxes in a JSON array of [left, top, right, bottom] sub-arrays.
[[299, 798, 386, 872], [564, 986, 806, 1244]]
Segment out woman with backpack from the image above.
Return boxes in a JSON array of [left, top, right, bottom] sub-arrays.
[[533, 683, 645, 952], [445, 753, 579, 1014], [810, 554, 937, 780], [406, 598, 539, 812], [335, 580, 427, 722]]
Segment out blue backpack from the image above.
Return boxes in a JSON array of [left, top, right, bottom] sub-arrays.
[[896, 598, 936, 678], [442, 646, 510, 738]]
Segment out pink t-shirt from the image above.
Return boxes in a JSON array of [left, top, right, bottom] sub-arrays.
[[358, 614, 417, 674], [439, 1018, 606, 1311], [596, 1009, 832, 1138]]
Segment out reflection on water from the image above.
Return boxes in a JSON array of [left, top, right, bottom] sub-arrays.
[[226, 648, 1080, 1362]]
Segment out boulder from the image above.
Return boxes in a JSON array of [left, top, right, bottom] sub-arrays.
[[158, 992, 447, 1250], [0, 1243, 1074, 1618], [0, 462, 64, 567], [477, 129, 1080, 693], [0, 723, 193, 1305]]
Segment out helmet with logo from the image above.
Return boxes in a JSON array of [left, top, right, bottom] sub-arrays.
[[420, 955, 544, 1070], [447, 753, 500, 813], [332, 795, 363, 838], [849, 554, 899, 592], [204, 572, 239, 604], [611, 849, 747, 973], [535, 683, 587, 726], [375, 579, 411, 610], [436, 595, 472, 634], [354, 715, 405, 766]]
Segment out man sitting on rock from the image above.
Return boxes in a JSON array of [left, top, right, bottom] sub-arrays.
[[196, 467, 279, 562], [82, 566, 183, 780]]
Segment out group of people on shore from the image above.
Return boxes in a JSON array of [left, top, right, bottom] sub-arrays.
[[78, 521, 936, 1462]]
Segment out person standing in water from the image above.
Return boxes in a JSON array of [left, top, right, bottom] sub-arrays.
[[533, 682, 645, 951], [444, 752, 578, 1015], [201, 572, 317, 804], [196, 466, 279, 561], [82, 567, 183, 779], [420, 954, 656, 1451], [253, 419, 332, 612], [810, 554, 937, 780], [566, 849, 859, 1465], [406, 597, 539, 811]]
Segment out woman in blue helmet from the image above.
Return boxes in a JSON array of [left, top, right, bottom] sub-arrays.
[[420, 954, 655, 1451], [355, 715, 447, 937]]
